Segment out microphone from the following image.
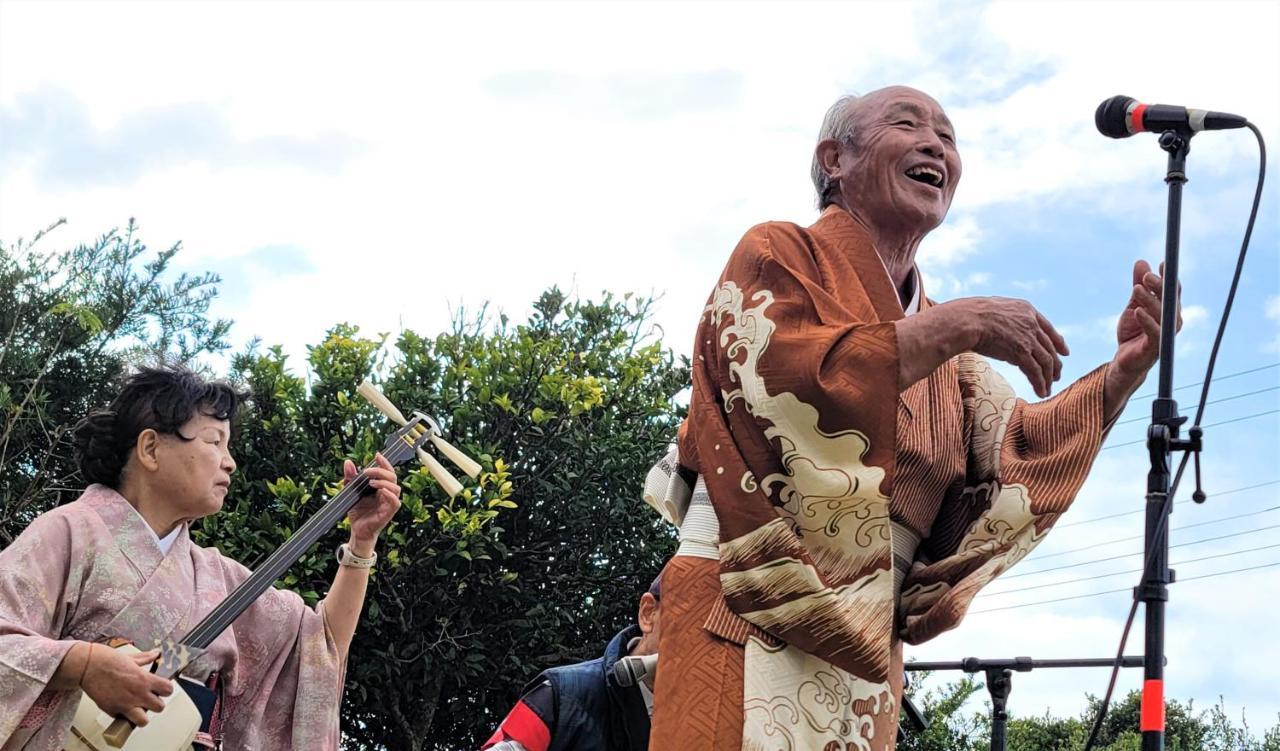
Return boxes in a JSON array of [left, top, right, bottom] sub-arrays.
[[1095, 95, 1247, 139]]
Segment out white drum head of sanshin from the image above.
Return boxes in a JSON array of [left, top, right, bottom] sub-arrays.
[[64, 644, 201, 751]]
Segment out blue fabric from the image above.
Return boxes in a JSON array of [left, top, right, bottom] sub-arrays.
[[534, 624, 650, 751]]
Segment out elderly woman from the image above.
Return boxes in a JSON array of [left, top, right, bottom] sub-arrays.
[[645, 86, 1179, 750], [0, 365, 402, 750]]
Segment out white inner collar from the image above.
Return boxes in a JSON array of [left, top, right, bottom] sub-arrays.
[[126, 501, 182, 554]]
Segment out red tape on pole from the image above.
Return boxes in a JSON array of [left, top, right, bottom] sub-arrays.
[[1140, 679, 1165, 732]]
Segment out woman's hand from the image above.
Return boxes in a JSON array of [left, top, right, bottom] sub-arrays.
[[343, 453, 402, 557], [79, 645, 174, 727], [324, 454, 404, 655]]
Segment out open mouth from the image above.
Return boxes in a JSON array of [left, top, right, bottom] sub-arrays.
[[904, 165, 944, 189]]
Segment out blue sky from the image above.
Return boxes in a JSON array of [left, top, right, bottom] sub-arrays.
[[2, 0, 1278, 731]]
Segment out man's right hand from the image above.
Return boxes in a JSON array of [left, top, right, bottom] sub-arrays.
[[79, 644, 174, 727], [896, 296, 1069, 398], [949, 297, 1069, 398]]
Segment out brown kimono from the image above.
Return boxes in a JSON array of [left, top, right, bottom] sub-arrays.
[[650, 206, 1108, 751]]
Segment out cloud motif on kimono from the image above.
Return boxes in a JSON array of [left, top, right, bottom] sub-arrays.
[[957, 481, 1045, 565], [708, 280, 891, 580], [743, 638, 895, 751]]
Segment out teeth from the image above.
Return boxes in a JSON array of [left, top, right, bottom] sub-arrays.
[[906, 166, 943, 187]]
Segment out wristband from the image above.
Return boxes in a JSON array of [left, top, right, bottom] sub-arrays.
[[336, 543, 377, 569]]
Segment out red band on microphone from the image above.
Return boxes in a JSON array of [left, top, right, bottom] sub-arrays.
[[1140, 679, 1165, 731], [1131, 103, 1148, 133]]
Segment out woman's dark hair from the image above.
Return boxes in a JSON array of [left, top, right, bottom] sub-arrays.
[[73, 365, 249, 488]]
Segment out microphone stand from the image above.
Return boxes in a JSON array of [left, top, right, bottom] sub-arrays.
[[906, 656, 1145, 751], [1140, 128, 1205, 751]]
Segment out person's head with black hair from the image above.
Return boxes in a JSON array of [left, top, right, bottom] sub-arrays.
[[73, 364, 249, 535]]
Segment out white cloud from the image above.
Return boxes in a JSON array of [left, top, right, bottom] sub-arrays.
[[1182, 304, 1209, 329], [1265, 296, 1280, 353], [1057, 314, 1118, 343], [917, 214, 981, 268]]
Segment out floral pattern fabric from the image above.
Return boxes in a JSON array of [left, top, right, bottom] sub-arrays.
[[0, 485, 345, 751]]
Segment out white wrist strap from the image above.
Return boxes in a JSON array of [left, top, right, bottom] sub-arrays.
[[336, 543, 377, 569]]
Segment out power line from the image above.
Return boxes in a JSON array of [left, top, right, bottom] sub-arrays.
[[1101, 409, 1279, 451], [1002, 523, 1280, 580], [1127, 362, 1279, 403], [977, 542, 1280, 598], [969, 561, 1280, 614], [1114, 385, 1279, 426], [1057, 480, 1280, 529], [1032, 503, 1279, 561]]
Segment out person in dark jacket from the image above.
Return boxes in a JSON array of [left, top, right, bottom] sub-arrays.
[[482, 575, 662, 751]]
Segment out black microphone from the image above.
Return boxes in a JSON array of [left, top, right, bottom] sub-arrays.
[[1095, 95, 1247, 139]]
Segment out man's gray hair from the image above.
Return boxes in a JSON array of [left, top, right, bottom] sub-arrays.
[[811, 94, 861, 210]]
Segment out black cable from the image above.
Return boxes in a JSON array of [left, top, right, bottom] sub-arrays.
[[1032, 504, 1279, 562], [978, 542, 1280, 598], [1003, 522, 1280, 579], [1101, 408, 1278, 450], [1083, 121, 1268, 751], [1114, 385, 1279, 425], [1057, 479, 1279, 529], [1125, 362, 1279, 403], [971, 560, 1280, 614]]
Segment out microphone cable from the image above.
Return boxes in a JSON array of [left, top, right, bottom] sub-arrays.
[[1082, 122, 1269, 751]]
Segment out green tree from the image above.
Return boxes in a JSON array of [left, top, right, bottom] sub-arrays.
[[3, 218, 687, 749], [0, 219, 228, 542], [899, 672, 986, 751], [208, 288, 687, 749], [1007, 709, 1081, 751], [1077, 691, 1207, 751], [898, 676, 1280, 751]]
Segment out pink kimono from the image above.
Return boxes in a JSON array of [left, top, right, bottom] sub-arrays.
[[0, 485, 346, 751]]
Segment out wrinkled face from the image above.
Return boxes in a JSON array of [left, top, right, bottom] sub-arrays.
[[836, 87, 961, 235], [151, 412, 236, 521]]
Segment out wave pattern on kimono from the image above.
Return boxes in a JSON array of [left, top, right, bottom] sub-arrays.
[[654, 206, 1108, 751], [0, 485, 346, 751]]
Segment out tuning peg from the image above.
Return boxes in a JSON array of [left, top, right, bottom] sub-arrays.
[[357, 379, 484, 491], [417, 448, 463, 498], [428, 434, 482, 479], [356, 380, 409, 426]]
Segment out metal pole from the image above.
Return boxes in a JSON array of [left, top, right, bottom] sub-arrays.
[[905, 656, 1148, 750], [1140, 128, 1193, 751]]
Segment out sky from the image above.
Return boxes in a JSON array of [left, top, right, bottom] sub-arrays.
[[3, 0, 1279, 734]]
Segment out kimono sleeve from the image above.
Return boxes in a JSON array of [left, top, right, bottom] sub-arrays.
[[0, 511, 81, 745], [213, 554, 345, 751], [900, 355, 1109, 643]]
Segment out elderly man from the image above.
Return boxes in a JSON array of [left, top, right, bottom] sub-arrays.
[[644, 86, 1177, 750]]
